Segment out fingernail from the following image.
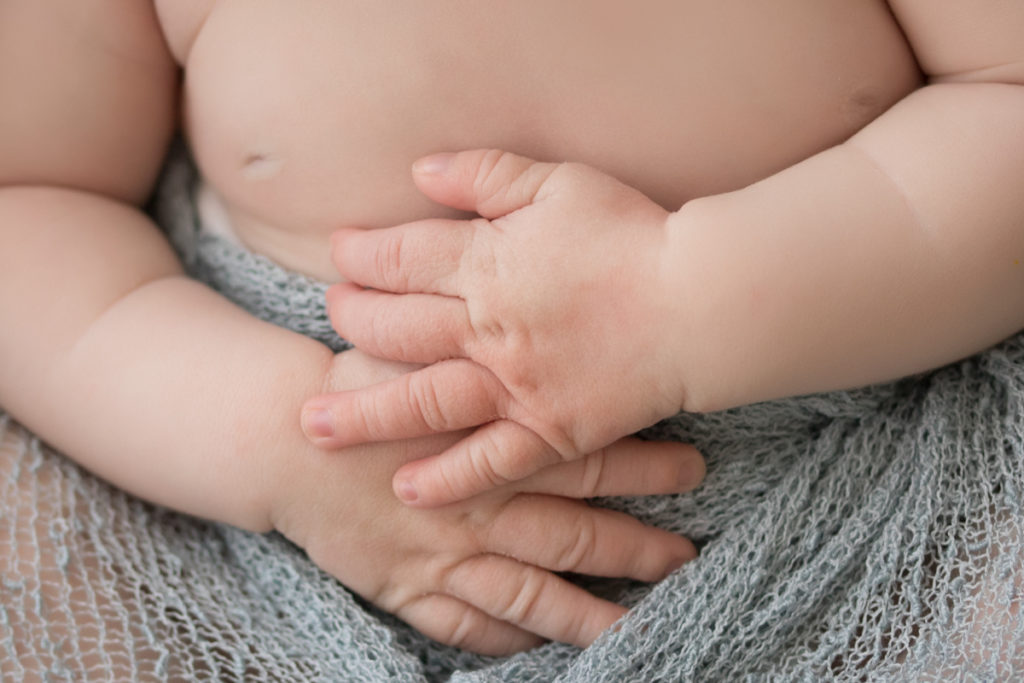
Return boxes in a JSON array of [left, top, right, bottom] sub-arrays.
[[664, 538, 699, 577], [302, 408, 334, 439], [679, 453, 707, 490], [665, 556, 688, 576], [395, 478, 419, 504], [665, 550, 694, 576], [412, 153, 455, 175]]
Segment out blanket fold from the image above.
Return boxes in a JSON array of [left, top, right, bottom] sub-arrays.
[[1, 148, 1021, 680]]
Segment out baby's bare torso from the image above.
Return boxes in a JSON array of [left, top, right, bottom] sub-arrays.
[[155, 0, 920, 280]]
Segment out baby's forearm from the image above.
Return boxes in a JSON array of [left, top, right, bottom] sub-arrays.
[[668, 82, 1024, 412], [0, 186, 333, 531]]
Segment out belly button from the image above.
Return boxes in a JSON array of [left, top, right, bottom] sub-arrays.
[[242, 152, 284, 181]]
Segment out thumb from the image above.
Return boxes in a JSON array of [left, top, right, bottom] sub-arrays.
[[411, 149, 561, 219]]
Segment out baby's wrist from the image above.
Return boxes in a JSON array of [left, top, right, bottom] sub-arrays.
[[217, 344, 339, 534], [269, 348, 422, 533], [662, 201, 741, 415]]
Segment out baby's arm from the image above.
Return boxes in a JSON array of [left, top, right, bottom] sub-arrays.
[[0, 2, 702, 652], [306, 1, 1024, 504], [657, 0, 1024, 412], [0, 0, 319, 529]]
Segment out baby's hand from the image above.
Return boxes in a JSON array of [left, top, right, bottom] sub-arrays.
[[303, 150, 692, 505], [281, 350, 702, 654]]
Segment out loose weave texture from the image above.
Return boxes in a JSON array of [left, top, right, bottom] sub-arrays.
[[2, 150, 1023, 681]]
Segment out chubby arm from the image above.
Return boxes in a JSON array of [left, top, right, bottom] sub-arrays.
[[309, 2, 1024, 504], [0, 0, 332, 530], [0, 5, 706, 652], [665, 0, 1024, 411]]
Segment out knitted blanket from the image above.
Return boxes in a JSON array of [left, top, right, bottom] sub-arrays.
[[2, 150, 1022, 681]]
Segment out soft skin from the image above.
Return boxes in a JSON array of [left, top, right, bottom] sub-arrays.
[[304, 3, 1024, 506], [308, 153, 688, 505], [3, 0, 1008, 657], [0, 0, 705, 654]]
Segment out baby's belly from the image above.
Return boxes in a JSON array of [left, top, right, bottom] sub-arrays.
[[179, 0, 921, 281]]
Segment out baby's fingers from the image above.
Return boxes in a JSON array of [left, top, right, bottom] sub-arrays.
[[520, 438, 706, 499], [485, 495, 696, 582], [301, 359, 506, 449], [330, 222, 471, 297], [397, 594, 542, 655], [444, 555, 627, 649], [393, 420, 566, 506], [326, 282, 470, 363]]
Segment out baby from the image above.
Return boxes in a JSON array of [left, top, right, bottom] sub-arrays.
[[1, 0, 1023, 663], [0, 0, 704, 657], [299, 5, 1024, 511]]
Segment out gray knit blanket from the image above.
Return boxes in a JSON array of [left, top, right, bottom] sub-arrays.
[[2, 150, 1022, 681]]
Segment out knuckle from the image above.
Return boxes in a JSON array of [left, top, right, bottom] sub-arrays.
[[556, 511, 598, 572], [493, 425, 559, 484], [464, 219, 498, 277], [494, 570, 546, 626], [473, 150, 562, 214], [442, 556, 548, 628], [434, 458, 467, 504], [472, 149, 512, 202], [446, 310, 473, 358], [500, 354, 539, 397], [579, 448, 609, 498], [426, 551, 467, 591], [464, 300, 503, 349], [464, 494, 517, 551], [374, 232, 407, 290], [459, 225, 502, 344], [440, 609, 480, 650], [467, 437, 513, 491], [408, 375, 449, 431], [440, 554, 487, 599], [354, 390, 388, 441]]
